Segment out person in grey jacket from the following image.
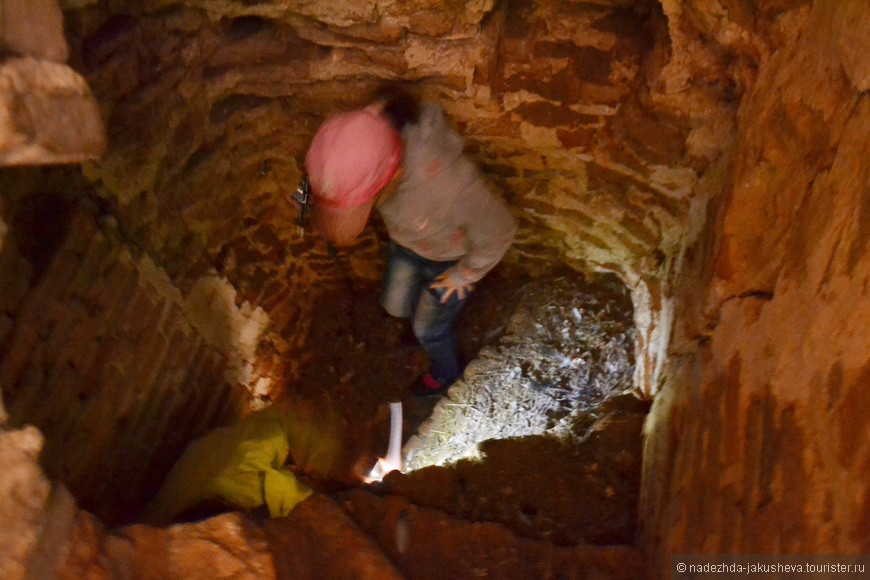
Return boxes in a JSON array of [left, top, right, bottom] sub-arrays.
[[305, 85, 515, 396]]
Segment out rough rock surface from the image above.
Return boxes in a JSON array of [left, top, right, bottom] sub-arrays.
[[404, 273, 636, 470], [384, 393, 647, 548], [0, 0, 105, 164], [0, 426, 52, 580], [0, 198, 248, 525], [44, 493, 408, 580], [340, 489, 646, 579], [58, 0, 717, 401], [2, 0, 870, 578], [642, 0, 870, 570]]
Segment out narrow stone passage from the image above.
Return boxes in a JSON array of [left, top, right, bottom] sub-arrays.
[[254, 265, 649, 577], [14, 264, 648, 579], [8, 1, 868, 576]]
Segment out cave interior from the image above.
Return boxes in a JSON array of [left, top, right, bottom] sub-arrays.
[[2, 0, 870, 578]]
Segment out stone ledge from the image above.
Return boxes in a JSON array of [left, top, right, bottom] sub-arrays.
[[0, 56, 105, 165]]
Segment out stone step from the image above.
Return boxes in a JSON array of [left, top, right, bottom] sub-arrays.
[[338, 488, 645, 579], [53, 494, 404, 580]]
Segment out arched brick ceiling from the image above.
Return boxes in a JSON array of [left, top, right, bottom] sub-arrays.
[[61, 0, 752, 394]]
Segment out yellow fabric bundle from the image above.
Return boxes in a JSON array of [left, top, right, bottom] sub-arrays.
[[143, 405, 343, 525]]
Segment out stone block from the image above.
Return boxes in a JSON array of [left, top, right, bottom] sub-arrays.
[[340, 490, 645, 579], [513, 101, 598, 128], [0, 426, 51, 580], [167, 513, 275, 579], [265, 495, 404, 579], [55, 511, 110, 580], [0, 0, 68, 62], [21, 484, 79, 580], [0, 57, 106, 165], [102, 523, 171, 580]]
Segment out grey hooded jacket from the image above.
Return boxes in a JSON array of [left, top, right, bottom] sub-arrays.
[[377, 103, 516, 285]]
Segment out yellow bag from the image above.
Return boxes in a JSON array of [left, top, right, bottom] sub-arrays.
[[143, 407, 332, 525]]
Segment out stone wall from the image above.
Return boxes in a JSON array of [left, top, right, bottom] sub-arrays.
[[642, 0, 870, 569], [62, 0, 721, 398], [0, 0, 105, 163], [5, 0, 870, 575], [0, 185, 248, 524]]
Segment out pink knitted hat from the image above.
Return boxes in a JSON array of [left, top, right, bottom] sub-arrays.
[[304, 108, 401, 245], [305, 108, 402, 208]]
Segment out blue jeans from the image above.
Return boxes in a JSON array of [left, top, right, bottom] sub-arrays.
[[379, 241, 468, 385]]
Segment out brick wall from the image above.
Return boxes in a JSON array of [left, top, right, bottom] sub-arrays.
[[0, 197, 246, 524], [641, 2, 870, 571], [68, 2, 717, 398]]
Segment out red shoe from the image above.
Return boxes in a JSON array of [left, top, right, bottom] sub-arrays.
[[411, 372, 450, 397]]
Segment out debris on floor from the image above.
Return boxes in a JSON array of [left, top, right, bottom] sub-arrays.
[[47, 266, 649, 579], [403, 272, 637, 471], [278, 266, 648, 547]]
